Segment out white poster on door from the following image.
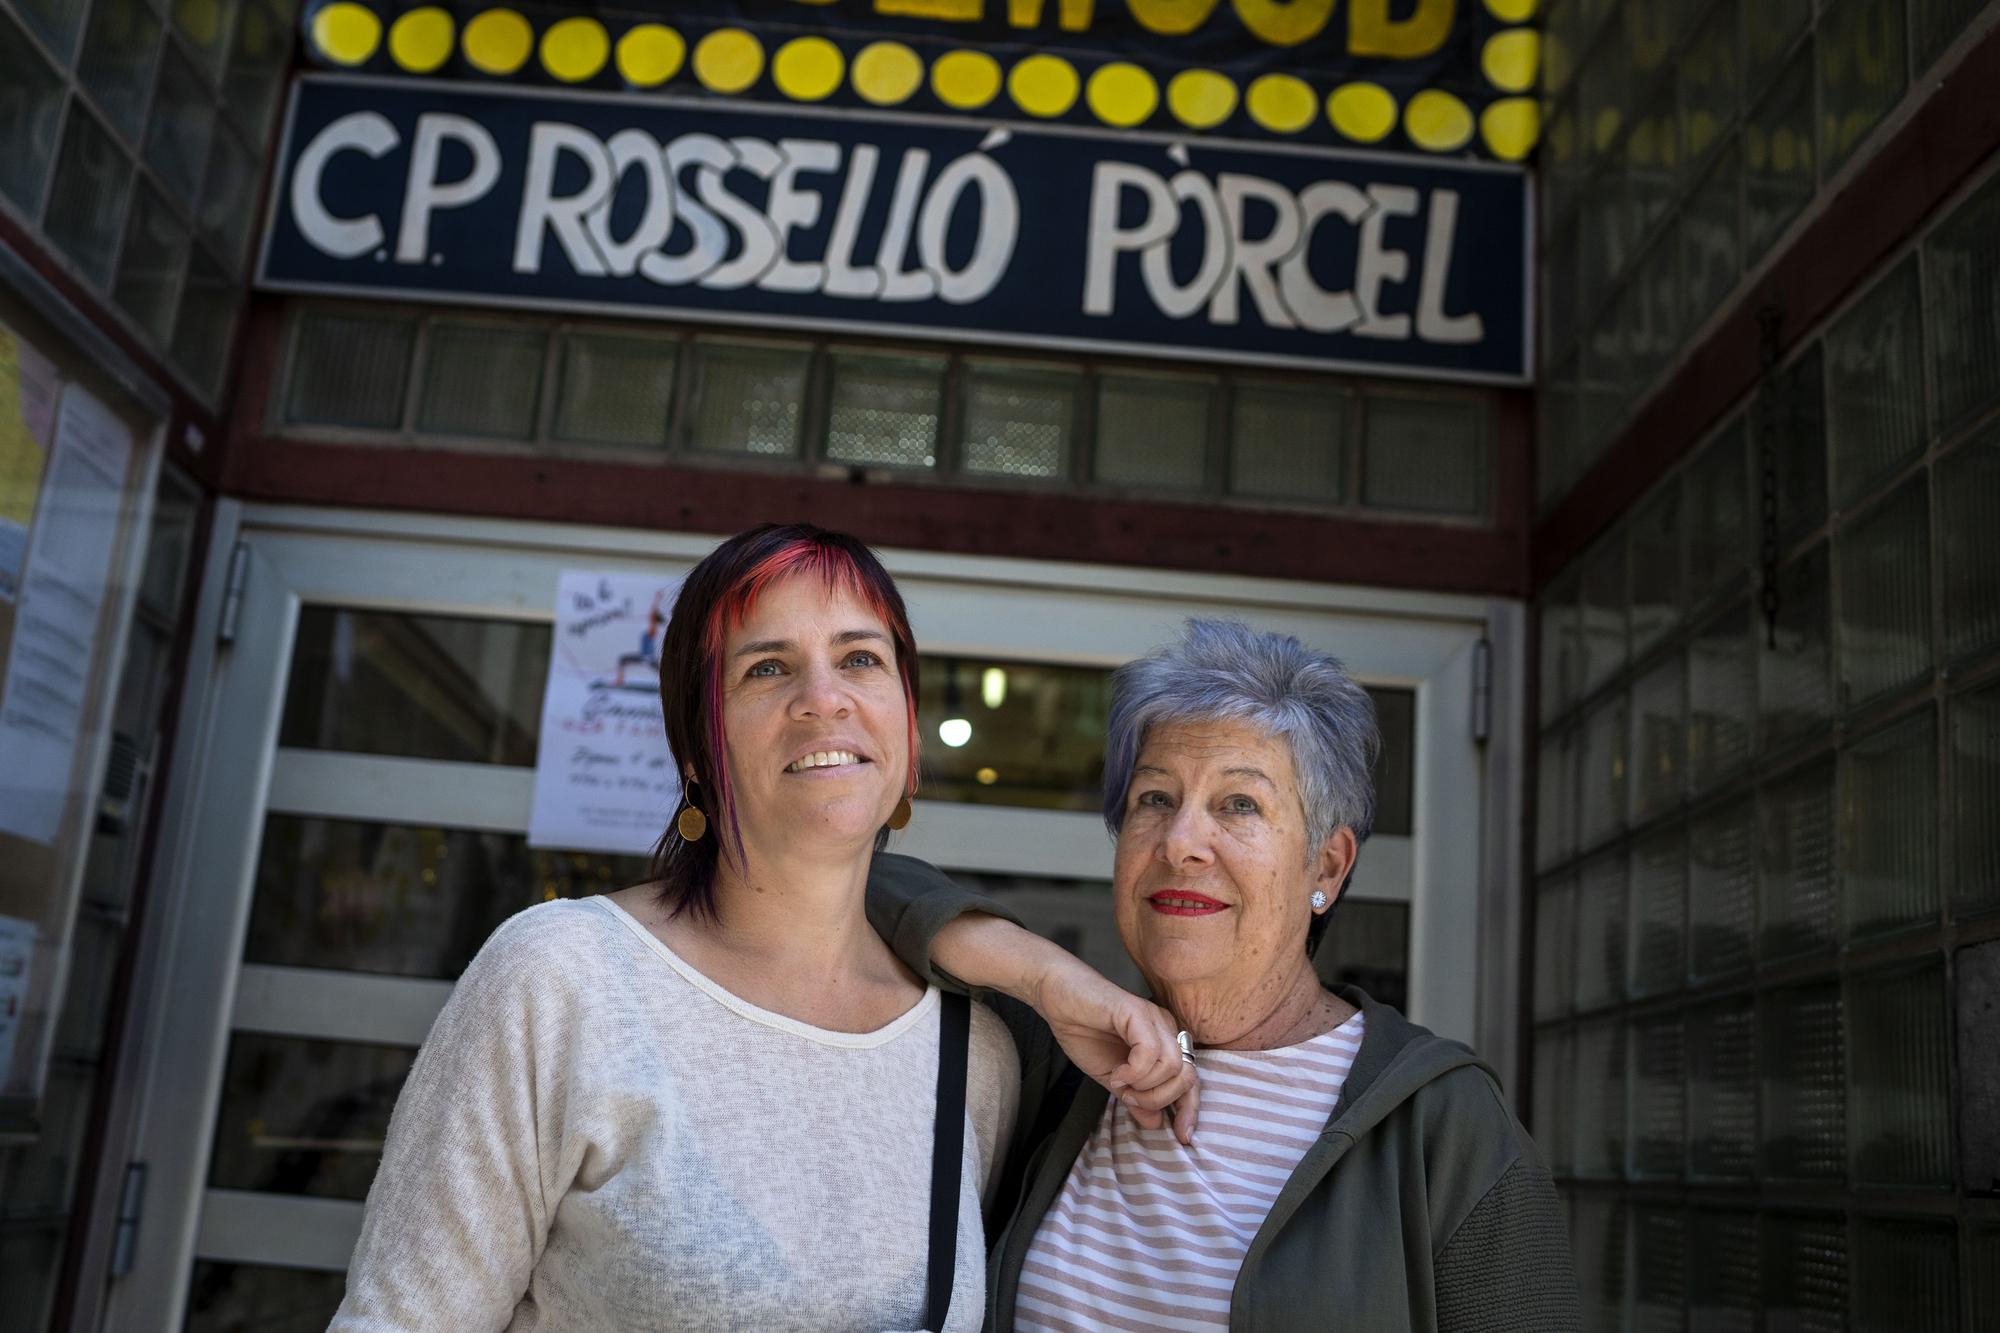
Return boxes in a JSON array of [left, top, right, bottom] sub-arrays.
[[527, 570, 682, 856], [0, 383, 131, 844]]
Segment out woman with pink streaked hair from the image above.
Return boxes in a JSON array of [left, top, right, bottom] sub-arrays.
[[332, 523, 1192, 1333]]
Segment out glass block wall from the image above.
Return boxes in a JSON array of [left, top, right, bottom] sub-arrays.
[[1537, 0, 1997, 509], [272, 301, 1502, 523], [1531, 158, 2000, 1329], [0, 0, 297, 401]]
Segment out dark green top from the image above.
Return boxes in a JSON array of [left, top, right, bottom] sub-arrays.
[[866, 852, 1581, 1333]]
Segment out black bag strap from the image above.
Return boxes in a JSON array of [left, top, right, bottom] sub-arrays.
[[923, 990, 972, 1332]]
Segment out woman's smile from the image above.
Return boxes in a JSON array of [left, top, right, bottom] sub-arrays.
[[1146, 889, 1229, 916]]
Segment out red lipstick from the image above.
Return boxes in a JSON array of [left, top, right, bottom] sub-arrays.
[[1146, 891, 1227, 917]]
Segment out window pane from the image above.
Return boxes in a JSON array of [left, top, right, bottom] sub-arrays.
[[171, 245, 238, 400], [914, 657, 1107, 813], [1630, 1206, 1686, 1330], [688, 339, 806, 458], [1760, 1213, 1847, 1327], [1369, 686, 1415, 838], [1314, 898, 1409, 1012], [1680, 0, 1739, 167], [1535, 875, 1575, 1019], [1835, 477, 1931, 710], [280, 608, 548, 765], [1912, 0, 1990, 69], [1573, 1017, 1628, 1176], [824, 350, 942, 470], [1744, 0, 1811, 88], [1532, 1026, 1573, 1173], [1572, 1193, 1628, 1325], [1687, 603, 1753, 792], [1229, 382, 1344, 502], [243, 816, 643, 979], [174, 0, 241, 83], [1094, 372, 1212, 489], [1575, 850, 1628, 1011], [1759, 984, 1846, 1180], [1772, 343, 1829, 544], [45, 107, 136, 287], [1846, 965, 1952, 1186], [960, 361, 1076, 480], [1359, 394, 1489, 515], [207, 1033, 413, 1200], [0, 13, 65, 216], [925, 871, 1139, 994], [553, 330, 676, 449], [224, 0, 293, 137], [1628, 828, 1685, 998], [1688, 1209, 1759, 1329], [418, 322, 546, 440], [13, 0, 86, 61], [1579, 530, 1629, 698], [1760, 758, 1837, 959], [1580, 691, 1628, 850], [1629, 655, 1685, 823], [196, 123, 259, 272], [1743, 44, 1816, 261], [284, 307, 416, 429], [1852, 1220, 1959, 1332], [1538, 726, 1577, 870], [1838, 710, 1939, 939], [1627, 1015, 1684, 1178], [187, 1261, 348, 1333], [77, 0, 162, 142], [1628, 479, 1682, 658], [1952, 679, 2000, 915], [143, 43, 216, 206], [1819, 0, 1907, 177], [1689, 800, 1756, 980], [1826, 259, 1927, 507], [1758, 543, 1832, 753], [1687, 1000, 1757, 1179], [1924, 169, 2000, 430], [1939, 421, 2000, 663], [1539, 571, 1581, 721], [112, 182, 190, 343], [1681, 140, 1742, 328]]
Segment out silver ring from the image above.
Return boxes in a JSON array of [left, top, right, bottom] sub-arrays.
[[1176, 1030, 1195, 1065]]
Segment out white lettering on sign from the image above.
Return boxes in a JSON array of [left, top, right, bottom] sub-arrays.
[[1082, 160, 1483, 345], [292, 111, 400, 258]]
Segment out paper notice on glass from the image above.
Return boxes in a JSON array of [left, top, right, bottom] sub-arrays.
[[0, 328, 58, 604], [0, 384, 131, 845], [0, 916, 32, 1087], [527, 570, 683, 856]]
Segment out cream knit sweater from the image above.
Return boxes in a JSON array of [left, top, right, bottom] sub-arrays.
[[331, 895, 1018, 1332]]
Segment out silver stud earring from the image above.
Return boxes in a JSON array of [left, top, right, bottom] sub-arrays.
[[1310, 890, 1329, 911]]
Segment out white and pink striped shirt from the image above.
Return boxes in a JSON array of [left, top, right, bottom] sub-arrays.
[[1015, 1012, 1366, 1333]]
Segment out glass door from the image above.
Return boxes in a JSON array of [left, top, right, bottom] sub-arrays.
[[107, 506, 1521, 1329]]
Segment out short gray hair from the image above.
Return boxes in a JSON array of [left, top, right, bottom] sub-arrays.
[[1103, 618, 1381, 852]]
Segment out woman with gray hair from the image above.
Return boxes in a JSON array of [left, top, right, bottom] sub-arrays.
[[868, 618, 1577, 1331]]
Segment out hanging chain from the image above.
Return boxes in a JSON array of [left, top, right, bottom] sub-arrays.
[[1756, 305, 1784, 650]]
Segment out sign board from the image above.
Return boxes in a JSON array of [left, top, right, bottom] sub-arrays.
[[259, 76, 1530, 382], [527, 570, 683, 856]]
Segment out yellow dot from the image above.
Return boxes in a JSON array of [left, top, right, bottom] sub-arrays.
[[1166, 69, 1237, 129], [932, 50, 1001, 109], [1480, 97, 1539, 161], [1628, 117, 1656, 167], [462, 9, 531, 75], [1484, 0, 1539, 19], [176, 0, 221, 46], [1593, 107, 1623, 152], [1772, 128, 1797, 174], [693, 28, 764, 94], [616, 24, 683, 86], [1405, 89, 1475, 151], [1326, 82, 1396, 142], [1086, 62, 1158, 127], [852, 41, 922, 106], [1008, 54, 1080, 118], [311, 2, 380, 66], [1245, 73, 1316, 134], [1481, 29, 1540, 93], [388, 7, 453, 73], [540, 16, 608, 83], [772, 36, 844, 101]]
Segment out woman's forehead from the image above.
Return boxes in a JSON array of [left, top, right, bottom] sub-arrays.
[[1135, 717, 1296, 778], [725, 572, 889, 644]]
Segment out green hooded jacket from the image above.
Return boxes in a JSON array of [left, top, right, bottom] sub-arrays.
[[866, 852, 1581, 1333]]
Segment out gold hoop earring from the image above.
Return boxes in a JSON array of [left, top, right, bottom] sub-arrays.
[[886, 796, 913, 831], [676, 779, 707, 842]]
